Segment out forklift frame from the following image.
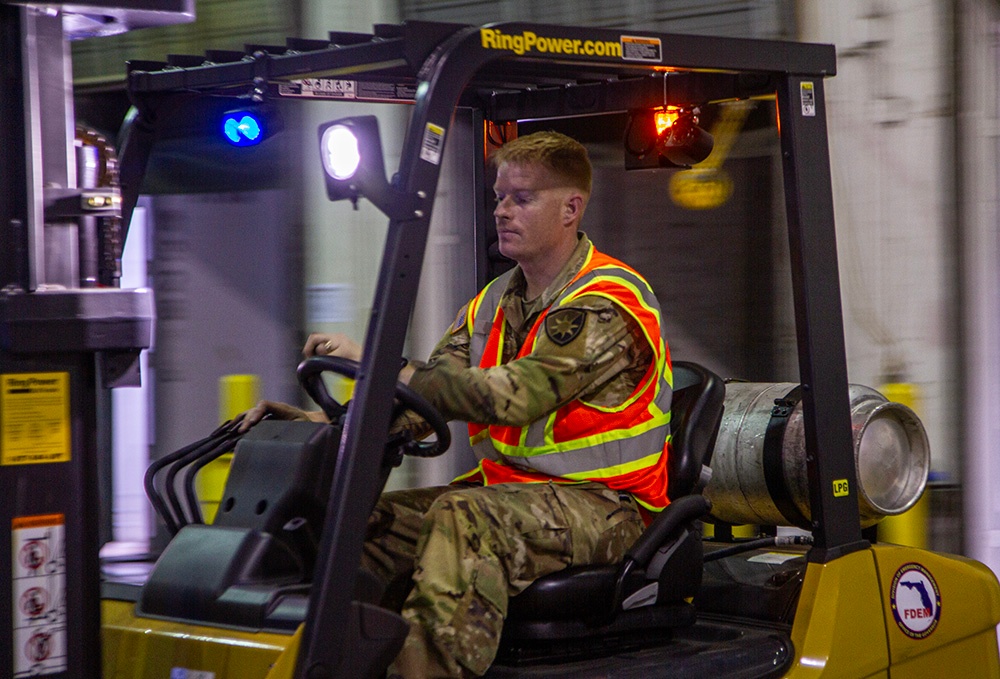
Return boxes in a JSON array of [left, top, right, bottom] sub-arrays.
[[120, 20, 862, 679]]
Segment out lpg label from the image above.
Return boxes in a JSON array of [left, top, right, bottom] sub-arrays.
[[890, 562, 941, 639], [12, 514, 66, 677]]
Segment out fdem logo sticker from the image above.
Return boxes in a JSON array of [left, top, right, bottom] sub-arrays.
[[890, 563, 941, 639]]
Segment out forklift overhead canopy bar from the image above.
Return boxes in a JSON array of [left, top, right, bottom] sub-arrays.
[[119, 21, 854, 679], [123, 21, 835, 92]]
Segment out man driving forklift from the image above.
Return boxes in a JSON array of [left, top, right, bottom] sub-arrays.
[[241, 130, 674, 678]]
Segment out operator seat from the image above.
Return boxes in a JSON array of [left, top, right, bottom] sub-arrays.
[[495, 361, 724, 664]]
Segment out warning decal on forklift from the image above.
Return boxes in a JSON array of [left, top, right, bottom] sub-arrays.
[[890, 562, 941, 639], [11, 514, 66, 677], [620, 36, 662, 63], [800, 81, 816, 116], [420, 123, 446, 165], [280, 78, 357, 99], [279, 79, 417, 103], [1, 373, 70, 466]]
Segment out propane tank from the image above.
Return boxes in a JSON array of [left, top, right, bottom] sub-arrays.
[[705, 383, 930, 529]]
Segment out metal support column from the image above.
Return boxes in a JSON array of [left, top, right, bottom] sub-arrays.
[[776, 74, 868, 561]]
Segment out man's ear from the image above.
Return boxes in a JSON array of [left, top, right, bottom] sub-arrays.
[[563, 192, 585, 225]]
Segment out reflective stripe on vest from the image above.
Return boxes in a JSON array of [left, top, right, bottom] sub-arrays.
[[463, 244, 673, 510]]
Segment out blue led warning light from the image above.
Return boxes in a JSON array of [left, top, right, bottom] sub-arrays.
[[222, 112, 263, 146]]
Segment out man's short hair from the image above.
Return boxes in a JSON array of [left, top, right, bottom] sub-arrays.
[[492, 131, 592, 195]]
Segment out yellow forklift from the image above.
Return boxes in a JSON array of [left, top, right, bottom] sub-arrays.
[[96, 19, 1000, 679]]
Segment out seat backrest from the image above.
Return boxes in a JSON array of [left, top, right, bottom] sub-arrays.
[[666, 361, 725, 500]]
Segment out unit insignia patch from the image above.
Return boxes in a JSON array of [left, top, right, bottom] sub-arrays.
[[545, 308, 585, 346]]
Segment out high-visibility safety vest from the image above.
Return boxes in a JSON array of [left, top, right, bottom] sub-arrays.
[[455, 243, 674, 512]]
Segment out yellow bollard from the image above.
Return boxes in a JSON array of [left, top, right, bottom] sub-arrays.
[[876, 381, 929, 549], [331, 376, 355, 405], [197, 374, 261, 523]]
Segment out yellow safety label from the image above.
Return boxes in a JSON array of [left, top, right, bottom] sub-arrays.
[[1, 373, 70, 466], [800, 81, 816, 116], [833, 478, 850, 497]]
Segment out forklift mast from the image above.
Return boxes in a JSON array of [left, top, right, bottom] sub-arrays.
[[115, 21, 863, 679], [0, 3, 192, 678]]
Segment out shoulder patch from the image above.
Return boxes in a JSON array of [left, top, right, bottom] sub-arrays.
[[545, 307, 586, 346], [450, 303, 470, 334]]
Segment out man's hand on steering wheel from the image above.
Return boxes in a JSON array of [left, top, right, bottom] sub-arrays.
[[298, 355, 451, 457], [236, 400, 328, 433], [304, 332, 417, 385], [236, 333, 360, 433], [303, 332, 362, 361]]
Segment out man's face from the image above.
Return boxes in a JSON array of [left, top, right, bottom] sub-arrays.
[[492, 161, 581, 266]]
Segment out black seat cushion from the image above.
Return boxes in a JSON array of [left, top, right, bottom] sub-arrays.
[[507, 563, 620, 621]]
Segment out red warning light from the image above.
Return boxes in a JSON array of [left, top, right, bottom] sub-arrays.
[[654, 107, 682, 136]]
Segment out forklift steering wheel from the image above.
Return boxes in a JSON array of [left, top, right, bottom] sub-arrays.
[[296, 355, 451, 457]]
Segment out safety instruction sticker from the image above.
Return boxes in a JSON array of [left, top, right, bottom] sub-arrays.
[[800, 81, 816, 116], [280, 78, 356, 99], [621, 35, 663, 63], [278, 79, 417, 103], [12, 514, 66, 677], [890, 562, 941, 639], [1, 373, 70, 466], [420, 123, 445, 165]]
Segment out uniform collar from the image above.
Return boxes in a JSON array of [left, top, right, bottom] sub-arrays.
[[506, 233, 591, 303], [501, 232, 592, 330]]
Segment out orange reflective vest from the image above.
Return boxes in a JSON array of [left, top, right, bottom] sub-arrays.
[[455, 244, 674, 511]]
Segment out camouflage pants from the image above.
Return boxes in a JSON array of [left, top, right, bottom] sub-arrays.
[[362, 481, 644, 679]]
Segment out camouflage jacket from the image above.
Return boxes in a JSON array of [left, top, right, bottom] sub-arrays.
[[408, 234, 652, 431]]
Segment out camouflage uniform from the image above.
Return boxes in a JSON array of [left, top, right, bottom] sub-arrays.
[[373, 233, 656, 678], [366, 481, 643, 678], [408, 233, 652, 426]]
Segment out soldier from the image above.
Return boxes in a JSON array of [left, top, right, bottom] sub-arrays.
[[246, 131, 673, 678]]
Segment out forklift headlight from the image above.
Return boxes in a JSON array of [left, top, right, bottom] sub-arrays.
[[317, 116, 391, 210], [320, 124, 362, 180]]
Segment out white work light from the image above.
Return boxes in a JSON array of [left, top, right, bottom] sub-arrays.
[[317, 115, 398, 214], [320, 124, 362, 180]]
